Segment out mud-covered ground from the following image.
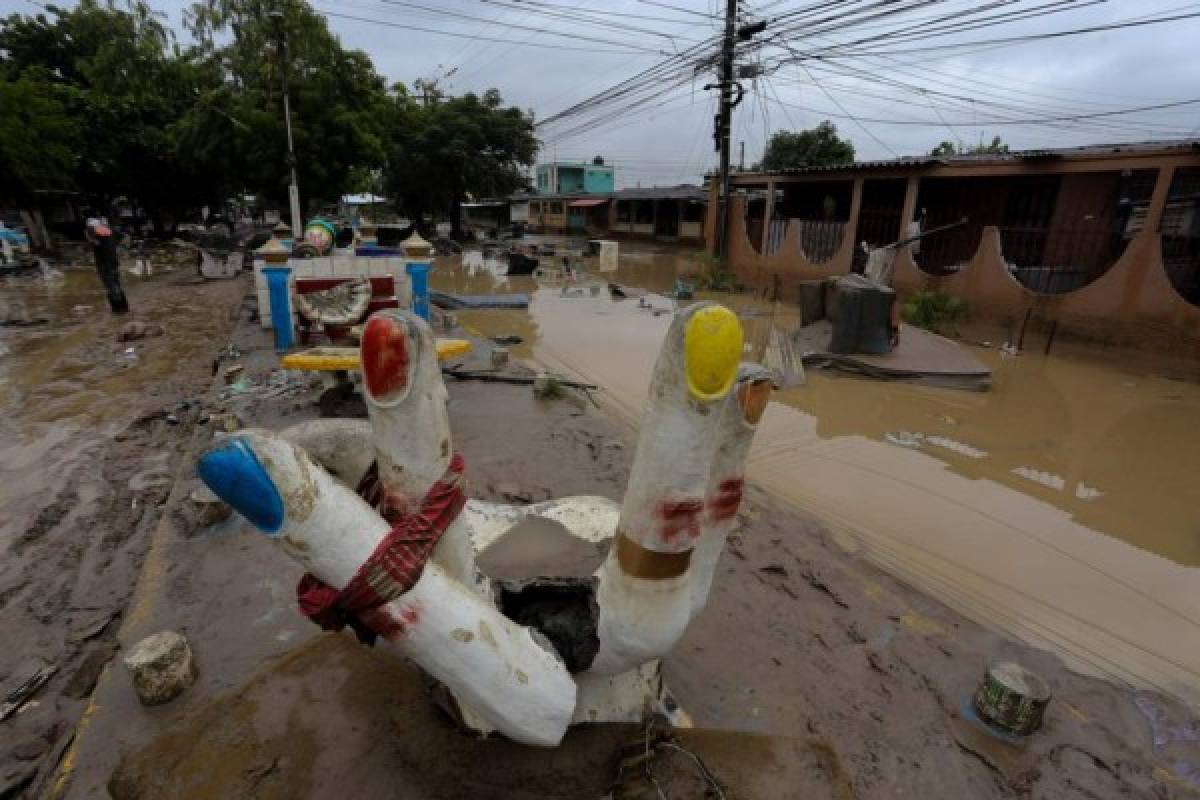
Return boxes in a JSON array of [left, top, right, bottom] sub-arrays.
[[0, 266, 252, 798], [3, 270, 1199, 798]]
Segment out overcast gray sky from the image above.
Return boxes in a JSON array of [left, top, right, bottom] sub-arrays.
[[5, 0, 1200, 187]]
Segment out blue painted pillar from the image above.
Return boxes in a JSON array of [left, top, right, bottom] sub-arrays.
[[263, 266, 295, 352], [406, 260, 431, 321]]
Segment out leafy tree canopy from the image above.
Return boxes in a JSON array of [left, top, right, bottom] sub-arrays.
[[385, 84, 536, 236], [0, 0, 186, 211], [0, 72, 78, 201], [758, 121, 855, 171], [181, 0, 391, 215], [1, 0, 535, 235]]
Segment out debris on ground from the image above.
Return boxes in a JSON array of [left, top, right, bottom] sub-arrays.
[[123, 631, 196, 706], [1, 665, 58, 723], [210, 412, 243, 432], [219, 369, 316, 401], [607, 282, 646, 299], [211, 343, 242, 376], [972, 661, 1052, 737], [534, 372, 565, 400], [441, 367, 597, 392], [608, 722, 727, 800], [117, 321, 164, 342], [430, 290, 530, 309], [186, 486, 232, 529]]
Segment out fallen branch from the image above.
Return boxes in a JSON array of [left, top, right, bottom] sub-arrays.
[[1, 665, 57, 723]]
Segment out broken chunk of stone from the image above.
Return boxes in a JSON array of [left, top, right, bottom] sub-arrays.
[[187, 486, 232, 528], [123, 631, 196, 706], [118, 321, 164, 342]]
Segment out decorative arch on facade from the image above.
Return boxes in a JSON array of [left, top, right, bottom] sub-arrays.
[[1160, 166, 1200, 308]]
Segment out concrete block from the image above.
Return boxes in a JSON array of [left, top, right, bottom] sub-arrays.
[[257, 289, 272, 328], [123, 631, 196, 706]]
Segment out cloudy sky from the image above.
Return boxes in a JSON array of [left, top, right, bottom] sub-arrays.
[[5, 0, 1200, 187]]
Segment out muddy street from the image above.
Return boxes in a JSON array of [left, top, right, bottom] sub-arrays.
[[2, 243, 1199, 799], [433, 243, 1200, 708], [6, 0, 1200, 795], [0, 265, 248, 797]]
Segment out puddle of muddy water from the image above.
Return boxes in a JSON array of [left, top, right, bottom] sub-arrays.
[[432, 240, 1200, 707]]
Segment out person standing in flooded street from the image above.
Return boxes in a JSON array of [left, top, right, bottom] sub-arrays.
[[85, 217, 129, 313]]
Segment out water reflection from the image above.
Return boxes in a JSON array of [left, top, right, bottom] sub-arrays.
[[432, 241, 1200, 704]]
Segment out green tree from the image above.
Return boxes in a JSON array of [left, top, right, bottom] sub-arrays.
[[0, 73, 79, 202], [384, 85, 535, 238], [184, 0, 391, 217], [758, 121, 855, 171], [1, 1, 222, 226], [931, 135, 1010, 156]]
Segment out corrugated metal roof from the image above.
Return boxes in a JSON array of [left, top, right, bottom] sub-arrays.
[[734, 139, 1200, 178]]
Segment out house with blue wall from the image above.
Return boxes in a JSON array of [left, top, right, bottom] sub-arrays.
[[535, 157, 615, 195]]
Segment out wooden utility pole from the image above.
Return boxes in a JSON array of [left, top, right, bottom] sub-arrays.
[[713, 0, 738, 260], [270, 4, 303, 239]]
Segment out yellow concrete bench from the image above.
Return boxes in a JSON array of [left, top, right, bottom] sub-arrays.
[[281, 339, 472, 372]]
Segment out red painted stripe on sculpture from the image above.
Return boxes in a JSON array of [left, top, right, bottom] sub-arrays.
[[708, 477, 744, 522], [655, 497, 705, 545]]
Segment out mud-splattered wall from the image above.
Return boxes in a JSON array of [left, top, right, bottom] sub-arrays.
[[715, 145, 1200, 349]]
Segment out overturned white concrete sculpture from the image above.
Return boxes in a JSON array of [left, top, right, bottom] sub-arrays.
[[198, 305, 770, 747]]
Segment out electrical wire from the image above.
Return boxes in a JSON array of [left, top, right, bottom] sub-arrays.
[[330, 0, 681, 53], [637, 0, 722, 20], [316, 7, 663, 54], [480, 0, 716, 26], [808, 8, 1200, 58], [797, 60, 898, 155]]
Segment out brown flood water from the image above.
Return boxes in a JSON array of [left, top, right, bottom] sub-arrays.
[[436, 241, 1200, 708]]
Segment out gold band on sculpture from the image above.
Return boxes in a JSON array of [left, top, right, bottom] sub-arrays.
[[615, 531, 693, 579]]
